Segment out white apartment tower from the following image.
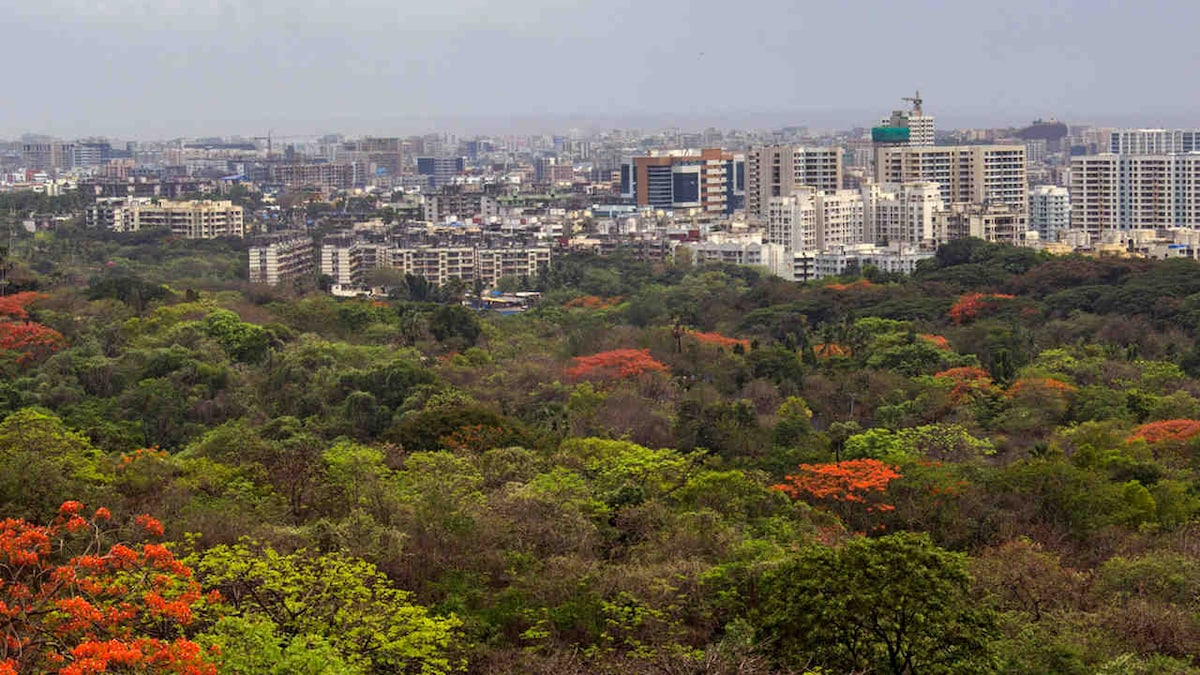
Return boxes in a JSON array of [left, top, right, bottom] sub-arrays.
[[1110, 129, 1200, 155], [745, 146, 842, 219], [864, 182, 944, 246], [1029, 185, 1071, 242]]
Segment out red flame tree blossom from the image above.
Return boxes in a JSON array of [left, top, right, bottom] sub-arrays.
[[1127, 419, 1200, 444], [948, 293, 1017, 324], [0, 502, 219, 675], [0, 292, 63, 366], [0, 293, 48, 321], [566, 349, 669, 382], [773, 459, 902, 517]]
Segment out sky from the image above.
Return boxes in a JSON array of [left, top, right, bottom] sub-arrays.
[[6, 0, 1200, 139]]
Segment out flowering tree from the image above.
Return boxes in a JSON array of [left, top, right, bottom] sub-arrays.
[[566, 349, 668, 383], [932, 367, 995, 404], [948, 293, 1016, 324], [773, 459, 902, 531], [688, 331, 749, 351], [0, 292, 63, 367], [1006, 377, 1077, 398], [1126, 419, 1200, 444], [824, 280, 874, 292], [0, 502, 219, 674], [918, 334, 952, 351], [0, 293, 48, 321]]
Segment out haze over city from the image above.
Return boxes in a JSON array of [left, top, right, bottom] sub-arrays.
[[9, 0, 1200, 138]]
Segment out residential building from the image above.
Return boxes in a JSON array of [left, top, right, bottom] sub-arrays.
[[933, 203, 1026, 244], [745, 146, 843, 218], [685, 240, 792, 275], [249, 233, 314, 286], [131, 200, 245, 239], [620, 149, 745, 215], [789, 244, 934, 282], [320, 236, 551, 289], [766, 182, 943, 252], [423, 191, 500, 223], [874, 144, 1027, 218], [1029, 185, 1070, 242], [1110, 129, 1200, 155], [85, 197, 151, 232], [1069, 153, 1200, 236], [864, 182, 944, 246], [320, 235, 360, 285], [475, 248, 552, 286], [248, 163, 358, 190]]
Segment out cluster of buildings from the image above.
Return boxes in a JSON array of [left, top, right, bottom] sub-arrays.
[[14, 94, 1200, 291]]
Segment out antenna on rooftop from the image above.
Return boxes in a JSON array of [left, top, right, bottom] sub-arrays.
[[902, 90, 923, 115]]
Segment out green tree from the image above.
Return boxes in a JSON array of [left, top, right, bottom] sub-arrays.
[[189, 543, 463, 673], [757, 532, 996, 674]]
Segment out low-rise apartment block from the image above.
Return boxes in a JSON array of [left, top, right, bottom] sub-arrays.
[[249, 233, 314, 286]]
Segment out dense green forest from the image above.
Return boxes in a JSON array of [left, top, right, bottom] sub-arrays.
[[5, 225, 1200, 673]]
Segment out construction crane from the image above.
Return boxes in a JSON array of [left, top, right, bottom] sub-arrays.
[[902, 90, 923, 115]]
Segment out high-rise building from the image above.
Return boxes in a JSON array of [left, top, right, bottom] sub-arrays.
[[745, 146, 842, 218], [249, 233, 315, 286], [873, 91, 935, 147], [874, 145, 1028, 218], [1109, 129, 1200, 155], [22, 143, 76, 172], [343, 137, 404, 177], [1069, 153, 1200, 236], [620, 149, 745, 215], [1029, 185, 1071, 242], [416, 156, 467, 188]]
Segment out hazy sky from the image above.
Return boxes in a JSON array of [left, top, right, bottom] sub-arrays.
[[7, 0, 1200, 138]]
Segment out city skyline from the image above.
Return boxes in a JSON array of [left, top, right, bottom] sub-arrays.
[[8, 0, 1200, 138]]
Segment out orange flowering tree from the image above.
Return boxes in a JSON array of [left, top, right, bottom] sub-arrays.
[[948, 293, 1016, 324], [1126, 419, 1200, 444], [0, 501, 220, 674], [566, 348, 669, 383], [773, 459, 902, 531], [932, 366, 996, 404], [0, 293, 48, 321], [688, 331, 749, 351], [1006, 377, 1077, 398], [812, 343, 851, 359], [824, 279, 874, 292], [564, 295, 622, 310], [918, 334, 952, 351]]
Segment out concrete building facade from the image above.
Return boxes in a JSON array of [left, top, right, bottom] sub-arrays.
[[249, 233, 315, 286], [745, 146, 842, 218], [1069, 154, 1200, 236]]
